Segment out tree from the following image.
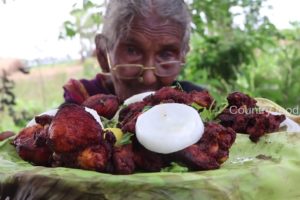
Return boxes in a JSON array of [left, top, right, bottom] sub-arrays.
[[183, 0, 278, 81], [59, 1, 104, 62]]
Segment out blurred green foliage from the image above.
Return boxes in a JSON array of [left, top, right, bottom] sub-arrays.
[[59, 0, 103, 62], [180, 0, 300, 108]]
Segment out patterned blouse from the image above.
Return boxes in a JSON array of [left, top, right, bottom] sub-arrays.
[[63, 73, 204, 104]]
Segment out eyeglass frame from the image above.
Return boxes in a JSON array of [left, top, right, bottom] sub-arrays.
[[106, 51, 185, 80]]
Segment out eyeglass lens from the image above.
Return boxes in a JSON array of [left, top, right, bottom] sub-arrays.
[[114, 61, 182, 79]]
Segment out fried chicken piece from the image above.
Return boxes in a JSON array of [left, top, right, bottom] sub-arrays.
[[47, 104, 103, 153], [218, 92, 286, 142], [144, 87, 191, 105], [200, 122, 236, 163], [121, 114, 140, 133], [189, 90, 215, 109], [35, 114, 54, 126], [227, 92, 257, 108], [133, 142, 168, 172], [13, 124, 52, 166], [112, 144, 135, 174], [118, 101, 147, 133], [172, 145, 220, 170], [82, 94, 120, 119], [170, 122, 236, 170], [77, 142, 113, 172], [0, 131, 15, 141], [218, 108, 249, 133], [118, 101, 147, 122], [52, 152, 79, 168], [246, 112, 286, 142], [53, 127, 116, 171]]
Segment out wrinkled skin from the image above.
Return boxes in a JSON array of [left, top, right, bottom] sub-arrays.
[[96, 16, 185, 101], [82, 94, 120, 119], [47, 104, 103, 153]]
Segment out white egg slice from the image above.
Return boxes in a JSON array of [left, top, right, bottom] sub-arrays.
[[84, 107, 104, 129], [26, 107, 104, 129], [135, 103, 204, 154], [123, 91, 154, 105]]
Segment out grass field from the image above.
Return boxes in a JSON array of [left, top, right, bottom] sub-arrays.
[[0, 58, 100, 132]]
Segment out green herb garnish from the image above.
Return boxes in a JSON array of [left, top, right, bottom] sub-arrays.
[[142, 105, 152, 113], [101, 116, 118, 128], [115, 132, 134, 146], [161, 162, 189, 173]]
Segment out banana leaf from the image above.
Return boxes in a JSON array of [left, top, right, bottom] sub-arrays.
[[1, 131, 300, 200]]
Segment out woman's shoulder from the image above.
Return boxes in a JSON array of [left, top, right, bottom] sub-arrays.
[[175, 80, 206, 92], [63, 73, 115, 104]]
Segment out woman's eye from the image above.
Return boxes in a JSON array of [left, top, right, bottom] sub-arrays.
[[159, 51, 174, 60], [126, 46, 140, 56]]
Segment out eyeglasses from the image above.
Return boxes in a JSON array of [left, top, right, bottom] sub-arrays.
[[106, 52, 184, 79]]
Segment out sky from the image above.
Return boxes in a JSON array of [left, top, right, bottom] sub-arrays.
[[0, 0, 299, 62]]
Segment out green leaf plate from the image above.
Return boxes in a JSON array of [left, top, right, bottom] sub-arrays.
[[1, 132, 300, 200]]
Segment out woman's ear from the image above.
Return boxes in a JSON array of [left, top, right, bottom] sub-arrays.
[[95, 34, 110, 73]]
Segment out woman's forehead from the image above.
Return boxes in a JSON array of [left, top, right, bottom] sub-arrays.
[[117, 16, 184, 49]]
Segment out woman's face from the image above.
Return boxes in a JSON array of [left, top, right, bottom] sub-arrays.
[[108, 16, 185, 101]]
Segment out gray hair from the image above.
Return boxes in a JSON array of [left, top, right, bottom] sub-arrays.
[[101, 0, 191, 54]]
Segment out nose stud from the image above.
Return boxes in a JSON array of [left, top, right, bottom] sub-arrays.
[[138, 77, 144, 83]]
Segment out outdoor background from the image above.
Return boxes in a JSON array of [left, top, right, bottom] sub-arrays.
[[0, 0, 299, 132]]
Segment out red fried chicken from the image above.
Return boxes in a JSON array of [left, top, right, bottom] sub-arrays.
[[218, 92, 285, 142], [13, 123, 52, 166], [82, 94, 120, 119], [170, 122, 236, 170], [47, 104, 103, 153]]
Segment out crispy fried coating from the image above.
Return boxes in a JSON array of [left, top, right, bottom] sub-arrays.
[[133, 142, 168, 172], [52, 152, 79, 168], [219, 92, 285, 142], [118, 101, 147, 133], [112, 144, 135, 174], [189, 90, 215, 108], [13, 124, 52, 166], [227, 92, 257, 109], [0, 131, 15, 141], [47, 104, 103, 153], [246, 112, 285, 142], [171, 122, 236, 170], [118, 87, 215, 133], [77, 142, 112, 172], [82, 94, 120, 119], [144, 87, 191, 105], [35, 114, 54, 126], [172, 145, 220, 170]]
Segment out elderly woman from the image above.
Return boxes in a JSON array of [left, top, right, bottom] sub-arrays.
[[63, 0, 203, 103]]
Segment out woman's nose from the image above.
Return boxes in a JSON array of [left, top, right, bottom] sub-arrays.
[[142, 66, 157, 85]]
